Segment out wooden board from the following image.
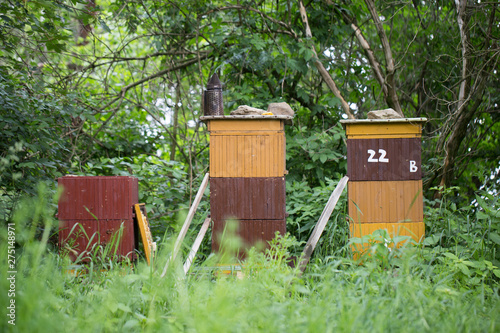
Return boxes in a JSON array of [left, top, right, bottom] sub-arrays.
[[344, 122, 423, 138], [299, 176, 348, 274], [209, 133, 285, 177], [348, 180, 423, 223], [347, 138, 421, 181], [210, 177, 286, 220], [208, 119, 283, 132], [160, 173, 209, 277], [134, 204, 156, 265]]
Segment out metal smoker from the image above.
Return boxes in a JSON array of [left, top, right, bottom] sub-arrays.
[[203, 73, 224, 116]]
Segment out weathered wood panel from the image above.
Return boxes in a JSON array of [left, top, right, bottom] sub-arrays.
[[210, 177, 286, 221], [348, 180, 423, 223], [347, 138, 421, 181]]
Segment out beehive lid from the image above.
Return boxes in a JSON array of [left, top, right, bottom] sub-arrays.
[[340, 118, 427, 127], [200, 115, 293, 122]]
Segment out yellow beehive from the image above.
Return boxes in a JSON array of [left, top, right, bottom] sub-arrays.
[[207, 118, 286, 178], [341, 118, 427, 256]]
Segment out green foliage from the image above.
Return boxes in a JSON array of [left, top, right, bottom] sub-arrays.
[[0, 68, 83, 222], [286, 178, 349, 256], [286, 123, 346, 185], [2, 194, 500, 333]]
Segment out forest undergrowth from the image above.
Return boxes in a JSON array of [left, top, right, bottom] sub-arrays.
[[1, 186, 499, 333]]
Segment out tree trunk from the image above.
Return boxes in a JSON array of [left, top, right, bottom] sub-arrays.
[[437, 0, 497, 191], [170, 80, 181, 161], [363, 0, 403, 116], [298, 1, 355, 119]]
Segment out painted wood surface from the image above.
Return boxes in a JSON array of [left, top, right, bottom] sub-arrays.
[[347, 138, 422, 181], [134, 204, 156, 266], [348, 180, 423, 223], [209, 133, 285, 177], [344, 122, 423, 139], [210, 177, 286, 220], [58, 219, 136, 261], [211, 219, 286, 258], [58, 176, 138, 220], [350, 221, 425, 255], [208, 119, 283, 131]]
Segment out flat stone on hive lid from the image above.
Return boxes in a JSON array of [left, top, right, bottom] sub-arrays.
[[367, 108, 402, 119], [267, 102, 294, 116], [230, 105, 266, 115]]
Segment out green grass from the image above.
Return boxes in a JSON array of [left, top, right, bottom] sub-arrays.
[[1, 190, 500, 332]]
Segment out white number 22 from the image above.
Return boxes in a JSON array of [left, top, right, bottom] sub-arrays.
[[367, 149, 389, 163]]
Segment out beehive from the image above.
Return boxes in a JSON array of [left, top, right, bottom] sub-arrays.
[[202, 115, 292, 257], [57, 176, 139, 261], [340, 118, 427, 254]]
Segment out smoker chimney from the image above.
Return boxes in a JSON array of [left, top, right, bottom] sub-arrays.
[[203, 73, 224, 116]]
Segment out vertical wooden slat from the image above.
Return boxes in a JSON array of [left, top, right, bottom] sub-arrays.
[[209, 134, 287, 177], [348, 181, 423, 223]]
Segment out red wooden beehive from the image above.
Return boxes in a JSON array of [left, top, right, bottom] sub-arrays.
[[57, 176, 139, 261]]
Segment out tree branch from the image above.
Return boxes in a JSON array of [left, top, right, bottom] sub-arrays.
[[364, 0, 403, 116], [90, 55, 210, 140], [298, 1, 354, 119]]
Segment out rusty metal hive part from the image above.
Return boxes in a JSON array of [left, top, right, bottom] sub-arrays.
[[206, 73, 222, 89], [210, 177, 286, 221], [57, 176, 138, 220], [204, 73, 224, 116], [347, 138, 422, 181]]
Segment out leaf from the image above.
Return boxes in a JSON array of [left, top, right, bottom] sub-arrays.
[[476, 211, 489, 220], [123, 319, 139, 329], [117, 303, 132, 313], [100, 18, 111, 33], [423, 234, 440, 246], [443, 252, 459, 261], [488, 233, 500, 246], [458, 264, 471, 277]]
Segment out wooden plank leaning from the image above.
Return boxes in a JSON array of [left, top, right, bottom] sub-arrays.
[[160, 173, 209, 278], [298, 176, 349, 275], [183, 217, 211, 274]]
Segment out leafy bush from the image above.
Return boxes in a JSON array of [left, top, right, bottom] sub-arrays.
[[3, 190, 499, 332]]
